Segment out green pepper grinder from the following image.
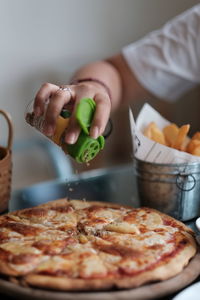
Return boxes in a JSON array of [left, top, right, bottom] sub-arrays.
[[63, 98, 105, 163]]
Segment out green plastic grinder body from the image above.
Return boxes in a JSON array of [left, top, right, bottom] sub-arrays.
[[62, 98, 105, 163]]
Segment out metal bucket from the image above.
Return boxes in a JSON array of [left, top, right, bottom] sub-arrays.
[[135, 158, 200, 221]]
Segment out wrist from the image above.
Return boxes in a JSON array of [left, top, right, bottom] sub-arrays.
[[70, 77, 112, 100]]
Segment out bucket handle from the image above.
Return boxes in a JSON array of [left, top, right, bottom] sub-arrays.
[[176, 173, 196, 192], [0, 110, 13, 151]]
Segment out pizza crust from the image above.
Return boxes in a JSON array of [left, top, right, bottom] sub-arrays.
[[39, 198, 132, 210], [0, 261, 19, 276]]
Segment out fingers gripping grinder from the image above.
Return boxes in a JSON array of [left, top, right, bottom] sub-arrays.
[[25, 98, 105, 163]]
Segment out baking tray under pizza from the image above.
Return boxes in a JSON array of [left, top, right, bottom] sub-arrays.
[[0, 253, 199, 300]]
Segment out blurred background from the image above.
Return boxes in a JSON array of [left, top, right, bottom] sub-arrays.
[[0, 0, 199, 190]]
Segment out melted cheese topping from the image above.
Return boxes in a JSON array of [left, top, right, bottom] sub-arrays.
[[105, 222, 140, 234], [0, 241, 41, 255], [79, 254, 107, 278]]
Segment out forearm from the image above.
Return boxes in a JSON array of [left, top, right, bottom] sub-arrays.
[[72, 54, 151, 110], [71, 60, 122, 110], [108, 54, 151, 105]]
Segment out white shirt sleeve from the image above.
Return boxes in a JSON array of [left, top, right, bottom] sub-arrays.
[[122, 4, 200, 101]]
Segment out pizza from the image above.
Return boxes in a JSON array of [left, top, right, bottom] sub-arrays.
[[0, 199, 197, 291]]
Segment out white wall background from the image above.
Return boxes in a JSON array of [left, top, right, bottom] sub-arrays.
[[0, 0, 199, 188]]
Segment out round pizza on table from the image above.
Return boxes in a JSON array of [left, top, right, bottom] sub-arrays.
[[0, 199, 197, 291]]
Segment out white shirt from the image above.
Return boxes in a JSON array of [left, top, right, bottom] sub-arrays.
[[122, 4, 200, 101]]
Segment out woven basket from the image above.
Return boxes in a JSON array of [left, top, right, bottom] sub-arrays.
[[0, 110, 13, 213]]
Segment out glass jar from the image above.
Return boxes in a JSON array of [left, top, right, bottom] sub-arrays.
[[25, 98, 105, 163]]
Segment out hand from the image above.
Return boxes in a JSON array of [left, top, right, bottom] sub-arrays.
[[33, 81, 111, 144]]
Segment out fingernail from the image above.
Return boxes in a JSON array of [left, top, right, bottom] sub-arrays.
[[34, 106, 41, 116], [65, 133, 76, 144], [44, 125, 54, 136], [90, 126, 99, 139]]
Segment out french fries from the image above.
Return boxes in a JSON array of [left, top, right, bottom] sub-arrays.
[[143, 122, 200, 157], [187, 139, 200, 156], [186, 132, 200, 156], [163, 124, 179, 147], [191, 132, 200, 141], [143, 122, 166, 146], [171, 124, 190, 151]]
